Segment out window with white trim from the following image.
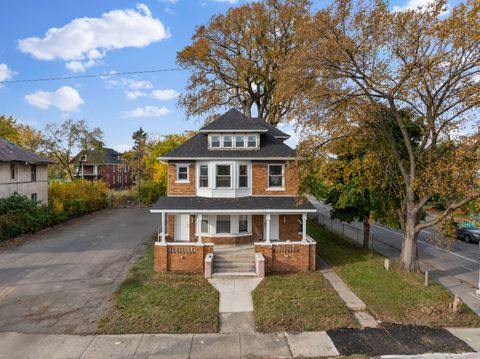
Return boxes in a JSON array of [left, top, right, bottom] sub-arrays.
[[268, 164, 284, 188], [211, 135, 221, 148], [176, 164, 189, 181], [216, 164, 231, 188], [239, 215, 248, 233], [223, 135, 233, 148], [10, 163, 16, 180], [235, 135, 245, 148], [238, 164, 248, 188], [199, 165, 208, 188], [247, 135, 257, 148], [216, 215, 231, 233]]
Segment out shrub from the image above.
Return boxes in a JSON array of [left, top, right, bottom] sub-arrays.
[[139, 181, 164, 205]]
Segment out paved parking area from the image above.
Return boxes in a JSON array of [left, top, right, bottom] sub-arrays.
[[0, 208, 158, 334]]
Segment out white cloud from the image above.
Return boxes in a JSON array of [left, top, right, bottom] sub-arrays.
[[107, 77, 153, 90], [18, 4, 170, 72], [25, 86, 84, 112], [212, 0, 239, 3], [158, 0, 178, 3], [123, 105, 171, 118], [393, 0, 449, 13], [0, 63, 16, 82], [150, 89, 180, 100], [112, 144, 133, 153], [126, 90, 147, 100]]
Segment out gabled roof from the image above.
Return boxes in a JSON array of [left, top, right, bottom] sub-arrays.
[[151, 196, 316, 212], [72, 147, 123, 165], [256, 120, 290, 139], [160, 132, 296, 159], [0, 138, 54, 164], [199, 109, 268, 133]]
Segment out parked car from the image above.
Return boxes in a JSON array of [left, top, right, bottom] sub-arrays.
[[455, 226, 480, 243]]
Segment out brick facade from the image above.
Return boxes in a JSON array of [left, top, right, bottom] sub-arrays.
[[255, 242, 316, 273], [279, 214, 302, 242], [252, 160, 298, 196], [167, 163, 196, 196], [154, 243, 214, 273]]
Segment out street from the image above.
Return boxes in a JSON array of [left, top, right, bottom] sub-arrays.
[[311, 199, 480, 315], [0, 208, 158, 334]]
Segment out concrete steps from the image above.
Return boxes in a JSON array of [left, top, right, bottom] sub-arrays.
[[213, 244, 256, 277]]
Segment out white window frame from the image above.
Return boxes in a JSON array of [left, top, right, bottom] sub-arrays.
[[247, 134, 258, 148], [176, 164, 190, 183], [235, 135, 245, 148], [238, 163, 249, 189], [216, 215, 231, 234], [238, 214, 249, 233], [223, 134, 233, 148], [201, 216, 209, 234], [199, 164, 209, 188], [215, 164, 232, 189], [210, 135, 221, 148], [267, 164, 285, 190]]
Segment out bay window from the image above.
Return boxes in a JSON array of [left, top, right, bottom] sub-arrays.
[[216, 215, 231, 233], [199, 165, 209, 187], [239, 215, 248, 233], [216, 164, 231, 188], [201, 216, 209, 233], [238, 164, 248, 188]]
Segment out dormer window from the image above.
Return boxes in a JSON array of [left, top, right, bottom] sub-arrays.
[[211, 135, 221, 148], [235, 135, 245, 148], [247, 135, 257, 148], [223, 135, 233, 148]]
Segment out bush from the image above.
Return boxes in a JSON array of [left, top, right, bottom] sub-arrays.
[[0, 194, 52, 240], [139, 181, 164, 205]]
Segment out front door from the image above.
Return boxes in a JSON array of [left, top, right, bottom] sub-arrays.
[[174, 214, 190, 241], [265, 214, 279, 241]]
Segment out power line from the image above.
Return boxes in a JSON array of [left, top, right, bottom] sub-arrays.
[[2, 68, 186, 84]]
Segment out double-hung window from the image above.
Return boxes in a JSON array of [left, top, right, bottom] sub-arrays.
[[176, 164, 189, 182], [199, 165, 209, 188], [223, 135, 233, 148], [216, 165, 231, 188], [211, 135, 221, 148], [235, 135, 245, 148], [239, 215, 248, 233], [216, 215, 231, 233], [31, 164, 37, 182], [268, 164, 283, 188], [238, 164, 248, 188], [247, 135, 257, 148]]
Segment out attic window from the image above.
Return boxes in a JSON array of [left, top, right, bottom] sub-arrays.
[[247, 135, 257, 148], [211, 135, 221, 148]]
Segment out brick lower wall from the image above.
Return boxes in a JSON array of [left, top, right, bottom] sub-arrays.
[[154, 243, 213, 273], [201, 235, 254, 245], [279, 215, 302, 241], [255, 242, 316, 273]]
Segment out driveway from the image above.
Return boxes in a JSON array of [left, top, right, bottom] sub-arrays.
[[0, 208, 159, 334]]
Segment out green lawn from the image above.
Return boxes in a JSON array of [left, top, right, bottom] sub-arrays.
[[252, 272, 358, 332], [308, 221, 480, 327], [97, 243, 219, 334]]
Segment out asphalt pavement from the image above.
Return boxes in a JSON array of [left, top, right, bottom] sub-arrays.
[[0, 208, 159, 334]]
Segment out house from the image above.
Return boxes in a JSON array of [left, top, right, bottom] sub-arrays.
[[72, 147, 133, 189], [0, 138, 54, 203], [150, 109, 317, 277]]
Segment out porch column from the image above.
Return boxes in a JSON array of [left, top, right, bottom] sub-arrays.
[[265, 213, 271, 243], [161, 212, 166, 243], [197, 214, 203, 243], [302, 213, 307, 242]]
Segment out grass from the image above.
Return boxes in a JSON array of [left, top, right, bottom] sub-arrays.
[[252, 272, 358, 332], [308, 220, 480, 327], [97, 243, 219, 334]]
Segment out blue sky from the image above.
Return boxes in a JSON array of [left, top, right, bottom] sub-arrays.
[[0, 0, 446, 152]]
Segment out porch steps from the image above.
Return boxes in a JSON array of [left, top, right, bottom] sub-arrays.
[[212, 244, 256, 277]]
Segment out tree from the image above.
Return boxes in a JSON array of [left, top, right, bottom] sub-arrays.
[[131, 128, 147, 206], [0, 115, 44, 152], [75, 120, 104, 177], [284, 0, 480, 271], [177, 0, 310, 125], [42, 119, 103, 181]]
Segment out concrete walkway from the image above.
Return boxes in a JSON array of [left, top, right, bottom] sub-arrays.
[[317, 256, 379, 328], [208, 277, 262, 334], [0, 331, 339, 359]]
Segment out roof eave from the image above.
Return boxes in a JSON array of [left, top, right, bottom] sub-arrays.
[[198, 129, 268, 133]]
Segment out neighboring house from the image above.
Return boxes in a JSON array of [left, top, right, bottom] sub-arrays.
[[0, 138, 54, 203], [151, 109, 317, 276], [72, 148, 132, 189]]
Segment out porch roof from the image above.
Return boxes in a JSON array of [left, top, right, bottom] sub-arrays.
[[150, 196, 316, 214]]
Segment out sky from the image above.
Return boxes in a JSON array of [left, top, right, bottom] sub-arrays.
[[0, 0, 453, 153]]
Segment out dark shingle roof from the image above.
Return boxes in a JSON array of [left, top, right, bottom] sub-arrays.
[[0, 139, 54, 164], [199, 109, 268, 132], [160, 132, 295, 159], [256, 120, 290, 139], [151, 196, 315, 212], [72, 148, 123, 164]]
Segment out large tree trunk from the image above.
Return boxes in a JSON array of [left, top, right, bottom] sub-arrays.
[[399, 204, 421, 272], [362, 215, 370, 250]]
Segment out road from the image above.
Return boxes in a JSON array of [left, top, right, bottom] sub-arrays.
[[311, 199, 480, 315], [0, 208, 159, 334]]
